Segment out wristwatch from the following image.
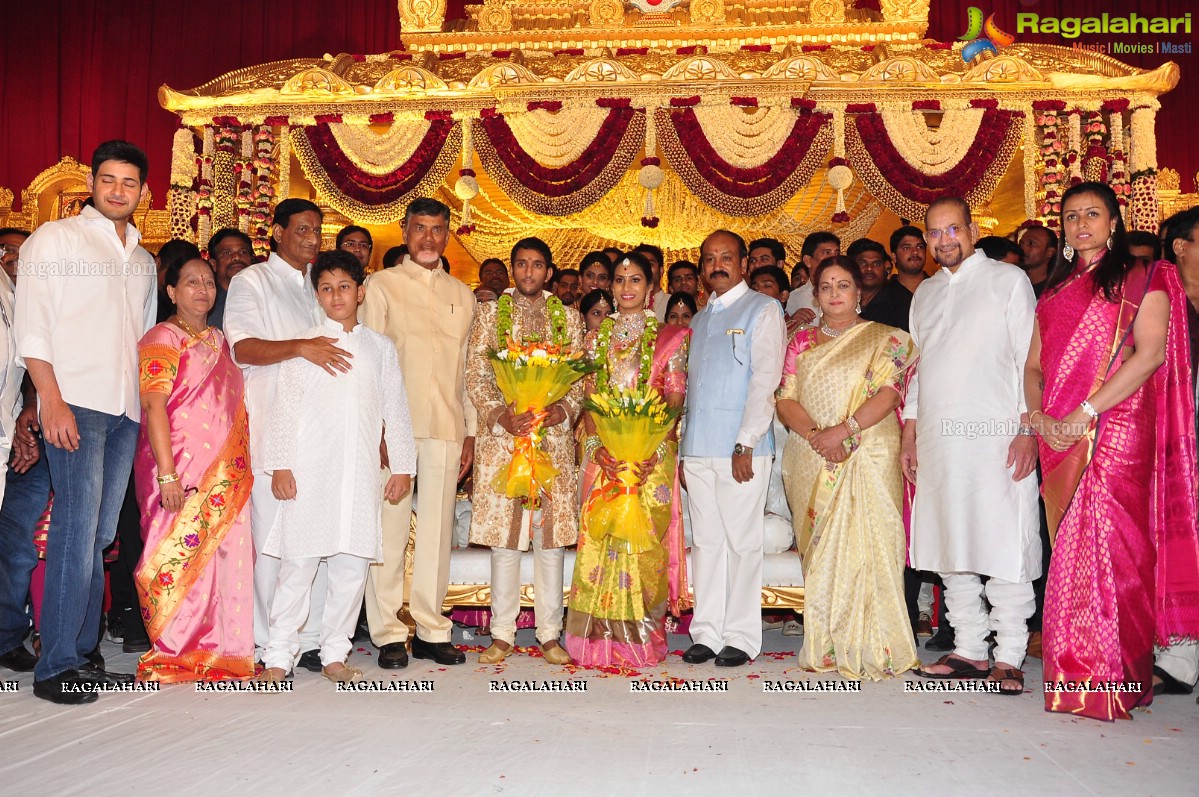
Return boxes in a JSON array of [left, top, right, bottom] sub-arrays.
[[733, 443, 752, 456]]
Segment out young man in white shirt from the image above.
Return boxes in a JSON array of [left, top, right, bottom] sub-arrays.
[[15, 141, 157, 704], [225, 198, 343, 669]]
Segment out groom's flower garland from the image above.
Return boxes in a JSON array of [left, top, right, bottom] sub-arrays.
[[496, 293, 571, 348], [593, 312, 657, 393]]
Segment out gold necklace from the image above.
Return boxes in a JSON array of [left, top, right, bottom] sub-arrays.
[[175, 316, 219, 353]]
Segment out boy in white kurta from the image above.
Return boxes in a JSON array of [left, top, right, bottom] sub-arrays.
[[259, 251, 416, 683]]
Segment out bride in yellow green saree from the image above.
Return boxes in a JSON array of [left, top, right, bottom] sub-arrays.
[[776, 256, 919, 680]]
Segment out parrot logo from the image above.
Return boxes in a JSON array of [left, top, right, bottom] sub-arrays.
[[958, 7, 1016, 62]]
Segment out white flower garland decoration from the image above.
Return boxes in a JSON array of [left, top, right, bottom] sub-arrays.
[[878, 102, 985, 175], [328, 118, 436, 175], [691, 104, 798, 169], [505, 105, 611, 168]]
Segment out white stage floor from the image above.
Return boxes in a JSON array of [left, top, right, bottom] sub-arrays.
[[2, 626, 1197, 796]]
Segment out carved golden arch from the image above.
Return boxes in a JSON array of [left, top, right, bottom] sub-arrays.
[[962, 55, 1046, 84], [280, 67, 355, 96], [466, 62, 543, 90], [373, 66, 449, 95], [564, 58, 639, 84], [762, 55, 839, 83], [662, 56, 741, 82], [859, 56, 941, 83]]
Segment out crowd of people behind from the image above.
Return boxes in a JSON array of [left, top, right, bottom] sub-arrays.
[[1, 140, 1198, 724]]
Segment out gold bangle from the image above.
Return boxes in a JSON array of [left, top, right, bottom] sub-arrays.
[[156, 472, 180, 485]]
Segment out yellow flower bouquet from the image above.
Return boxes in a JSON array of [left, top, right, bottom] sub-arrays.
[[489, 337, 592, 509], [584, 386, 682, 553]]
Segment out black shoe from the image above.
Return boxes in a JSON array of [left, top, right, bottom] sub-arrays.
[[83, 646, 105, 670], [0, 645, 38, 672], [377, 642, 410, 669], [714, 646, 751, 667], [681, 643, 717, 664], [78, 664, 136, 686], [297, 650, 323, 673], [924, 629, 955, 652], [33, 670, 99, 705], [411, 637, 465, 665], [122, 624, 151, 654]]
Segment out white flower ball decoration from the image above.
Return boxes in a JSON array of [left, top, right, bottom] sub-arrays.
[[827, 164, 854, 191], [638, 164, 665, 190], [455, 175, 480, 201]]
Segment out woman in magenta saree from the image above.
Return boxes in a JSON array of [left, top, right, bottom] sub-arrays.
[[133, 257, 254, 683], [1026, 183, 1199, 720], [566, 254, 690, 668]]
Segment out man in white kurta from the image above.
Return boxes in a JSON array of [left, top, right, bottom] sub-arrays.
[[902, 198, 1040, 682], [224, 199, 331, 661], [260, 255, 416, 675]]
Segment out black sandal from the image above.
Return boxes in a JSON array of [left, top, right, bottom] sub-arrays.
[[1153, 665, 1195, 696], [917, 654, 990, 679]]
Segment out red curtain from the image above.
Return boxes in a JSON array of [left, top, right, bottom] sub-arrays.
[[2, 0, 1193, 208], [0, 0, 403, 207]]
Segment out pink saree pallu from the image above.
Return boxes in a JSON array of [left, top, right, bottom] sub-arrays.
[[133, 324, 255, 683], [1038, 261, 1199, 720]]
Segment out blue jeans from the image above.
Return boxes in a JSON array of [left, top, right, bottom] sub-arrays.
[[0, 443, 50, 654], [35, 406, 138, 680]]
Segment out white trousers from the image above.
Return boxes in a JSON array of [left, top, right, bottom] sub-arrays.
[[941, 573, 1035, 667], [1155, 640, 1199, 687], [262, 552, 370, 671], [251, 473, 326, 654], [684, 455, 769, 659], [489, 533, 564, 646]]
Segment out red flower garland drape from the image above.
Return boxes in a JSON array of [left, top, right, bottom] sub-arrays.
[[290, 112, 461, 222], [846, 102, 1025, 222], [473, 103, 645, 216], [655, 104, 833, 216]]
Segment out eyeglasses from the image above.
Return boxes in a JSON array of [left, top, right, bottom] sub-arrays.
[[340, 241, 372, 251], [926, 225, 966, 241], [1, 245, 19, 257]]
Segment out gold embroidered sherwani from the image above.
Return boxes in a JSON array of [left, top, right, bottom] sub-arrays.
[[466, 291, 584, 550]]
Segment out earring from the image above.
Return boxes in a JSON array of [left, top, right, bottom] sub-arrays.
[[1106, 235, 1113, 251], [1063, 242, 1075, 260], [855, 302, 862, 314]]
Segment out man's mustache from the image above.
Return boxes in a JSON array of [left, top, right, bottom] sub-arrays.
[[708, 270, 730, 279]]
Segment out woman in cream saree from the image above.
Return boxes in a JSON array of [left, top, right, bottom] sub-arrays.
[[776, 256, 919, 680]]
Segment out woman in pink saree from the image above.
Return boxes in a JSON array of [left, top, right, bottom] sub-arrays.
[[1025, 182, 1199, 720], [566, 253, 690, 667], [133, 257, 254, 683]]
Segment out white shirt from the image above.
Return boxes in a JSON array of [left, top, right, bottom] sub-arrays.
[[711, 280, 787, 450], [904, 250, 1040, 582], [14, 205, 156, 420], [223, 253, 322, 466], [784, 281, 817, 316], [261, 320, 416, 560], [651, 288, 670, 324], [0, 271, 22, 448]]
